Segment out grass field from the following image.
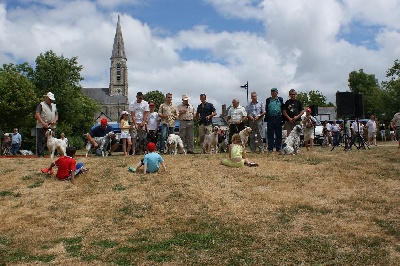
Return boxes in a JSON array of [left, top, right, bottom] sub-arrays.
[[0, 142, 399, 265]]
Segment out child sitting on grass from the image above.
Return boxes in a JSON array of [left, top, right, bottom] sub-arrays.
[[42, 146, 88, 184], [128, 142, 166, 174], [221, 133, 258, 167]]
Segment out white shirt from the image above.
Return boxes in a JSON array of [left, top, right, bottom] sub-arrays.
[[366, 119, 376, 133], [147, 111, 159, 131], [129, 100, 150, 123], [228, 105, 247, 123]]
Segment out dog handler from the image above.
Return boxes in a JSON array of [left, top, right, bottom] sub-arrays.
[[86, 118, 119, 156], [35, 92, 58, 157]]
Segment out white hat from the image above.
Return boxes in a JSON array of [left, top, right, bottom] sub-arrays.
[[182, 94, 189, 100], [4, 133, 9, 137], [121, 110, 129, 115], [44, 92, 55, 101]]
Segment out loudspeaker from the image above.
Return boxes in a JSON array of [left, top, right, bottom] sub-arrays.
[[336, 92, 355, 117], [354, 93, 364, 118], [309, 105, 318, 116]]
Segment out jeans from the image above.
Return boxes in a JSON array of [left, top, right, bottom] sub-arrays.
[[332, 131, 340, 146], [11, 143, 20, 155], [160, 124, 175, 152], [267, 116, 282, 151]]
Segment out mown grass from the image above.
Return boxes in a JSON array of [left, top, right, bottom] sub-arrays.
[[0, 143, 399, 265]]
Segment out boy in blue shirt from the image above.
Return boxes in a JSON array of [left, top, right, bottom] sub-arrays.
[[129, 142, 166, 174]]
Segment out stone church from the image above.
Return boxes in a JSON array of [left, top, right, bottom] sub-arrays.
[[82, 16, 129, 122]]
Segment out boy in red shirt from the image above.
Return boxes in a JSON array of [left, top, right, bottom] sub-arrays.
[[43, 147, 87, 184]]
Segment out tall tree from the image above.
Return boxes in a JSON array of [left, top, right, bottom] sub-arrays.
[[143, 90, 165, 111], [381, 60, 400, 122], [296, 90, 332, 107], [348, 69, 382, 118], [31, 51, 99, 135], [0, 63, 39, 132]]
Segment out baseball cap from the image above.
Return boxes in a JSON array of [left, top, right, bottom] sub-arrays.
[[182, 94, 189, 100], [271, 88, 278, 92], [147, 142, 156, 152], [306, 108, 312, 112], [121, 111, 129, 115], [43, 92, 55, 101], [100, 118, 108, 126], [149, 102, 155, 107]]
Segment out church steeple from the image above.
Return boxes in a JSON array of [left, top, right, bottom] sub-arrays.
[[109, 15, 128, 99]]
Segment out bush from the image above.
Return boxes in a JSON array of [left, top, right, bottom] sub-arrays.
[[68, 135, 85, 150]]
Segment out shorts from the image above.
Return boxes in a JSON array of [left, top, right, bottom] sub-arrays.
[[121, 132, 131, 139], [304, 133, 314, 141], [284, 121, 301, 132], [368, 131, 376, 139]]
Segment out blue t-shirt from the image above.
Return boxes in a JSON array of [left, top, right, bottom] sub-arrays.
[[268, 98, 282, 116], [143, 152, 164, 173], [90, 125, 114, 138]]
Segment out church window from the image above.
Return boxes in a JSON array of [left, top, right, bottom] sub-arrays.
[[116, 63, 121, 81]]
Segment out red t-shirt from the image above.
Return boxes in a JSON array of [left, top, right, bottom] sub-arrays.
[[55, 156, 76, 180]]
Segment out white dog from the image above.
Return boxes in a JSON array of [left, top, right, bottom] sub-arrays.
[[203, 126, 219, 154], [239, 126, 252, 147], [45, 129, 67, 158], [281, 125, 302, 155], [166, 134, 186, 155], [85, 131, 115, 157]]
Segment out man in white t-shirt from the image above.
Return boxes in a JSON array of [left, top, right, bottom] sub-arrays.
[[146, 102, 160, 147], [129, 92, 149, 155], [366, 115, 377, 146]]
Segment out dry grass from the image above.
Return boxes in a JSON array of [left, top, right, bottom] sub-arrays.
[[0, 142, 399, 265]]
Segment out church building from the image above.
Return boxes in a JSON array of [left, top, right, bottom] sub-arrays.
[[82, 15, 129, 121]]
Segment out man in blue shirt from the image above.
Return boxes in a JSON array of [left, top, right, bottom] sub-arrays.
[[265, 88, 284, 152], [196, 94, 217, 146], [11, 128, 22, 155], [87, 118, 119, 156]]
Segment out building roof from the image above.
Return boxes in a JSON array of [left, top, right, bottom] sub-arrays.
[[82, 87, 128, 105]]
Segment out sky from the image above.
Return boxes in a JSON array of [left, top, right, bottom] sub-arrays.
[[1, 0, 400, 111]]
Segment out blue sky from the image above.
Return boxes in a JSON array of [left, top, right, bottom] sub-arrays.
[[1, 0, 400, 109]]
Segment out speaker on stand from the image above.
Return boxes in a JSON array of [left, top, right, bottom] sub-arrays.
[[336, 92, 355, 118]]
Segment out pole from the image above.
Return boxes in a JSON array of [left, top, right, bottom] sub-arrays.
[[240, 81, 249, 103]]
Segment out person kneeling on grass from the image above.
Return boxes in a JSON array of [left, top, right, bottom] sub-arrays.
[[42, 146, 88, 184], [221, 133, 258, 167], [128, 142, 167, 174]]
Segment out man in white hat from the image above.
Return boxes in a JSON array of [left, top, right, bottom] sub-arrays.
[[35, 92, 58, 157], [177, 94, 195, 153]]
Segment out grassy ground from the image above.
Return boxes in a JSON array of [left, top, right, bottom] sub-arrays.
[[0, 142, 399, 265]]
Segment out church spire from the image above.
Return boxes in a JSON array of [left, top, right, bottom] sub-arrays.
[[111, 15, 127, 60], [109, 15, 128, 99]]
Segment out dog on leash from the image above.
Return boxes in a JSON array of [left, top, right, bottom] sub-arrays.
[[45, 129, 67, 158], [203, 126, 219, 154], [166, 134, 186, 155], [85, 131, 116, 157], [281, 125, 302, 155], [239, 126, 252, 146]]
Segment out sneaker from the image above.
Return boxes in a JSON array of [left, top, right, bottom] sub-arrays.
[[247, 162, 259, 167], [128, 167, 136, 173]]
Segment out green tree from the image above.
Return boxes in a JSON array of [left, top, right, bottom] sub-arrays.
[[143, 90, 165, 111], [31, 51, 99, 136], [381, 60, 400, 122], [348, 69, 383, 118], [0, 63, 39, 132], [296, 90, 332, 107]]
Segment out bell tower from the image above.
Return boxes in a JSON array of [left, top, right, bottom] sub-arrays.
[[109, 15, 128, 101]]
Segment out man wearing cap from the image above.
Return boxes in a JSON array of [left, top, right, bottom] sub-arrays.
[[301, 107, 317, 151], [86, 118, 119, 155], [35, 92, 58, 157], [177, 94, 195, 153], [129, 92, 150, 155], [245, 92, 265, 153], [265, 88, 284, 152], [195, 94, 217, 146], [158, 93, 178, 153]]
